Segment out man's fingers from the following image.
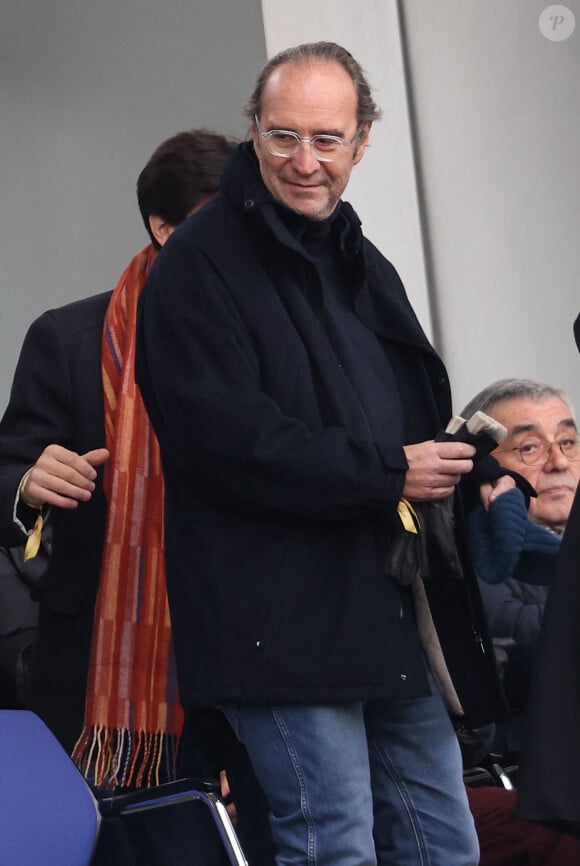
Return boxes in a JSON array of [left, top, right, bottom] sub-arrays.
[[29, 488, 81, 510], [22, 445, 109, 508], [441, 458, 474, 477], [489, 475, 516, 499], [403, 439, 476, 500], [435, 441, 477, 460], [25, 468, 93, 503], [82, 448, 110, 468], [480, 482, 494, 511]]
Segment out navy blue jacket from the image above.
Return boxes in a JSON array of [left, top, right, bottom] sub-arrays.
[[468, 488, 560, 587], [136, 144, 503, 725]]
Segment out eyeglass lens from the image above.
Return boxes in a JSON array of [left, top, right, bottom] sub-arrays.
[[267, 132, 342, 160], [521, 438, 580, 464]]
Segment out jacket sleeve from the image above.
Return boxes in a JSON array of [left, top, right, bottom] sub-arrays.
[[467, 488, 529, 584], [136, 240, 408, 523], [478, 578, 545, 653], [0, 313, 73, 547]]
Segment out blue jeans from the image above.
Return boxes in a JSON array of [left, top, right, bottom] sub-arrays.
[[222, 672, 478, 866]]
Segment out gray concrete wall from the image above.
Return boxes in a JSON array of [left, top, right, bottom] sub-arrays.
[[0, 0, 266, 407], [3, 0, 579, 420], [400, 0, 580, 412]]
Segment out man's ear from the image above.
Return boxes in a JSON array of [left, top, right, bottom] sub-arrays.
[[249, 118, 260, 153], [148, 215, 175, 248], [352, 122, 372, 166]]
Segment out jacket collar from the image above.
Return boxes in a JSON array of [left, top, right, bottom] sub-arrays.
[[220, 142, 363, 264], [220, 143, 440, 359]]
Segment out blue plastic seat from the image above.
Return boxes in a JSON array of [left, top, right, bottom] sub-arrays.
[[0, 710, 247, 866], [0, 709, 100, 865]]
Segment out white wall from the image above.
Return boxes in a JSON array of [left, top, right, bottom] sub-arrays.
[[0, 0, 266, 408], [399, 0, 580, 413], [3, 0, 579, 419]]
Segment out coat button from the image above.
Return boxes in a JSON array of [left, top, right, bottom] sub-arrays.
[[400, 673, 407, 681], [244, 199, 255, 210]]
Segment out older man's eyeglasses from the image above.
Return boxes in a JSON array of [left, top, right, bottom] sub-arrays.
[[254, 116, 362, 163], [496, 436, 580, 466]]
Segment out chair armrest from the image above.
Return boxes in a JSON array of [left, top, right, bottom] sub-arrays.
[[98, 776, 219, 816]]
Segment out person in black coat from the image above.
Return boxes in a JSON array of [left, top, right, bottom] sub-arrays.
[[136, 41, 506, 866], [0, 130, 237, 754], [516, 314, 580, 835], [461, 376, 580, 756], [0, 291, 111, 748]]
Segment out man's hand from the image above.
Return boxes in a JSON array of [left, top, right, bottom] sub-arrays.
[[479, 474, 516, 511], [402, 440, 475, 501], [219, 769, 237, 823], [20, 445, 110, 509]]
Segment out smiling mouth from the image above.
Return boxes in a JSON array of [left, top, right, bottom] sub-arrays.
[[287, 182, 322, 189]]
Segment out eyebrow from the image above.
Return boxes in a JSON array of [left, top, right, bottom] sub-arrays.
[[269, 123, 348, 138], [510, 418, 577, 436], [315, 128, 347, 138]]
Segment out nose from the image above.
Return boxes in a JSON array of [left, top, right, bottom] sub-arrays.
[[290, 140, 320, 174], [544, 441, 569, 470]]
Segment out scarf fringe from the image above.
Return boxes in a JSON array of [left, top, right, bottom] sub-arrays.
[[72, 723, 179, 791]]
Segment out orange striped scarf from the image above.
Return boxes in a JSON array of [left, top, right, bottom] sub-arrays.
[[72, 244, 184, 789]]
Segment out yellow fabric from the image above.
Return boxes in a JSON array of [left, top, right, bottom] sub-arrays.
[[23, 513, 44, 562], [397, 498, 421, 534]]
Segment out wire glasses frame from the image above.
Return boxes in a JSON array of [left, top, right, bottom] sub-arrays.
[[496, 437, 580, 466], [254, 116, 362, 163]]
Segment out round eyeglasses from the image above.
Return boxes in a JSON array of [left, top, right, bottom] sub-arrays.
[[496, 436, 580, 466], [254, 116, 362, 163]]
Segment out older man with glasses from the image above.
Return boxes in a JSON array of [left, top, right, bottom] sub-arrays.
[[462, 378, 580, 756], [136, 42, 506, 866]]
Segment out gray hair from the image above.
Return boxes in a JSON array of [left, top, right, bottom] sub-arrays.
[[244, 41, 383, 126], [461, 378, 574, 421]]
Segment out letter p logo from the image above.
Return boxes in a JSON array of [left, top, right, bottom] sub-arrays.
[[539, 5, 576, 41]]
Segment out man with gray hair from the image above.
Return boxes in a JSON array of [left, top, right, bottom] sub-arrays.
[[463, 378, 580, 753], [463, 378, 579, 529]]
